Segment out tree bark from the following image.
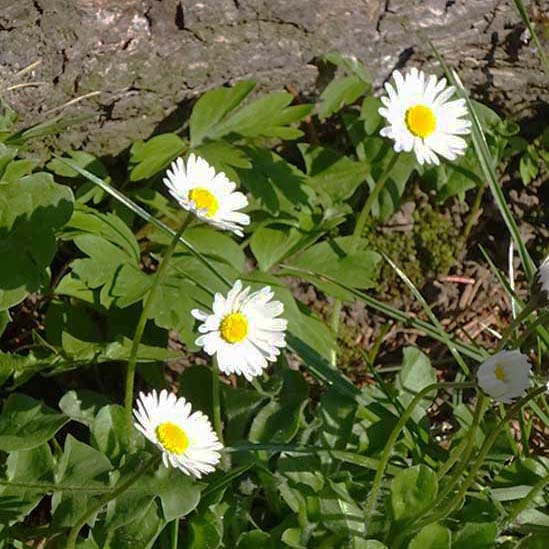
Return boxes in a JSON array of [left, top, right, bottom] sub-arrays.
[[0, 0, 547, 156]]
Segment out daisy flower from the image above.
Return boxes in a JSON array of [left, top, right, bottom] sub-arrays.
[[191, 280, 287, 380], [163, 154, 250, 236], [379, 68, 471, 165], [476, 350, 531, 404], [133, 389, 222, 478]]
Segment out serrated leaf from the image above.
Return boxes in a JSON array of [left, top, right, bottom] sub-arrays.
[[129, 133, 186, 181], [190, 81, 256, 146], [318, 76, 368, 120], [299, 144, 369, 202]]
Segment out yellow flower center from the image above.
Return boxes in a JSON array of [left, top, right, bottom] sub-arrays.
[[156, 422, 189, 455], [219, 312, 249, 343], [405, 104, 437, 138], [189, 187, 219, 217], [494, 363, 506, 382]]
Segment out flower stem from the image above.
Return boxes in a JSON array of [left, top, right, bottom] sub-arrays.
[[124, 213, 193, 432], [408, 385, 548, 538], [330, 154, 399, 367], [171, 518, 180, 549], [392, 393, 487, 546], [364, 381, 475, 529], [211, 357, 224, 444], [66, 455, 159, 549]]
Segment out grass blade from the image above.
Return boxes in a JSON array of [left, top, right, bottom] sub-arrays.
[[280, 265, 486, 363], [427, 38, 536, 283], [383, 254, 471, 376]]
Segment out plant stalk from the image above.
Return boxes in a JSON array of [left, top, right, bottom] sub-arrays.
[[408, 385, 548, 538], [65, 455, 159, 549], [364, 381, 475, 529], [330, 154, 399, 367], [124, 213, 193, 431], [212, 357, 224, 444]]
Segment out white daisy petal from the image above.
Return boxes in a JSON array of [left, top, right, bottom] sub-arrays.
[[133, 389, 222, 478], [378, 68, 470, 165], [163, 155, 250, 236], [476, 350, 532, 403], [193, 280, 288, 380]]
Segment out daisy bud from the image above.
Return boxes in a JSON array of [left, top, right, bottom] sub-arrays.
[[476, 350, 531, 404]]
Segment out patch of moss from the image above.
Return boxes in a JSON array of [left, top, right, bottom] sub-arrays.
[[360, 204, 459, 298]]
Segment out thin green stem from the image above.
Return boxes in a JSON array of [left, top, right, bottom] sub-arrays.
[[0, 479, 110, 493], [502, 471, 549, 529], [330, 155, 399, 367], [124, 213, 193, 431], [171, 518, 180, 549], [211, 358, 224, 444], [411, 385, 548, 536], [461, 181, 486, 248], [364, 381, 475, 528], [351, 155, 398, 251], [394, 394, 487, 546], [66, 455, 159, 549]]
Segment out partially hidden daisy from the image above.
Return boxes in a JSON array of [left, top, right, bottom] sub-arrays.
[[133, 389, 222, 478], [537, 255, 549, 297], [476, 350, 531, 404], [379, 68, 471, 165], [163, 153, 250, 236], [191, 280, 287, 381]]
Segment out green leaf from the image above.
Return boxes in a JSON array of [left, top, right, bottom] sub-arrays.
[[250, 224, 304, 271], [129, 133, 186, 181], [318, 76, 368, 120], [238, 146, 311, 215], [408, 523, 451, 549], [520, 145, 540, 185], [319, 484, 365, 537], [299, 144, 369, 203], [287, 236, 380, 293], [95, 500, 165, 549], [395, 347, 437, 412], [322, 52, 372, 84], [52, 435, 112, 527], [237, 531, 274, 549], [452, 522, 497, 549], [3, 158, 38, 182], [210, 92, 312, 141], [0, 172, 74, 309], [390, 465, 438, 523], [91, 404, 143, 462], [185, 508, 223, 548], [129, 462, 202, 522], [190, 81, 256, 146], [0, 444, 54, 521], [0, 394, 69, 452], [249, 370, 308, 443], [223, 384, 267, 444], [59, 390, 111, 427]]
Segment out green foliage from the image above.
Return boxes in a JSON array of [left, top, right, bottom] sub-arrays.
[[0, 47, 547, 549]]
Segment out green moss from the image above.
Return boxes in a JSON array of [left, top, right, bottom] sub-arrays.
[[360, 203, 459, 297]]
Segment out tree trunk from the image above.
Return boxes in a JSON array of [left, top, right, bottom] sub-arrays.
[[0, 0, 546, 156]]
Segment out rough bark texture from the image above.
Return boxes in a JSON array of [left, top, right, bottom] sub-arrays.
[[1, 0, 547, 156]]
